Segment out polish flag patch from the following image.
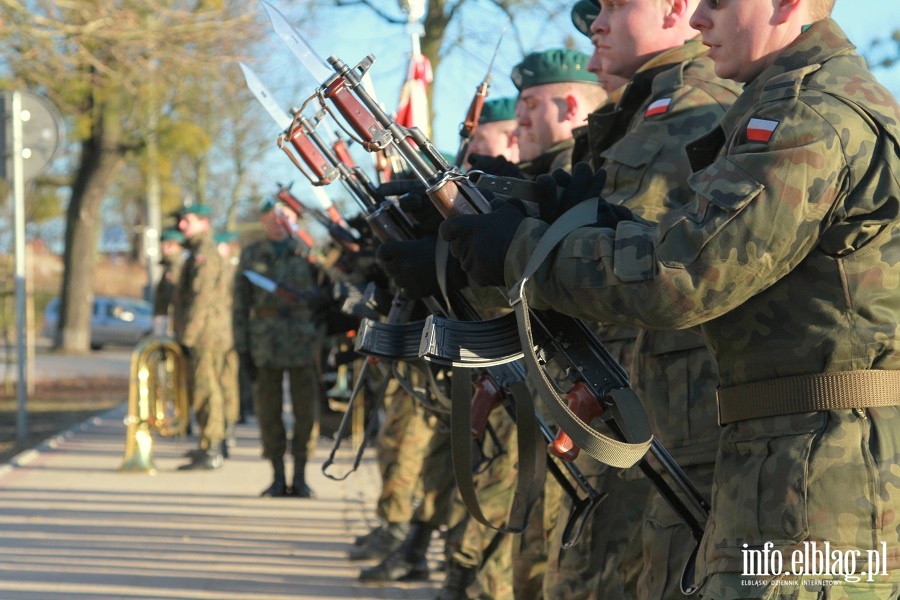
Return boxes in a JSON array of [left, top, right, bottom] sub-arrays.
[[644, 98, 672, 117], [746, 118, 779, 143]]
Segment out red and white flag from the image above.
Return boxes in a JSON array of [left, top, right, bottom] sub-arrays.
[[645, 97, 672, 118], [746, 118, 779, 143], [395, 52, 433, 138]]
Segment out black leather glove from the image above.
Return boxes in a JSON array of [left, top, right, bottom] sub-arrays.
[[534, 162, 607, 223], [376, 236, 466, 300], [239, 352, 258, 382], [467, 153, 524, 179], [439, 199, 526, 287], [398, 191, 443, 235]]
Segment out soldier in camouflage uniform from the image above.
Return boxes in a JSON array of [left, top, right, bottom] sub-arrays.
[[233, 199, 321, 497], [215, 231, 241, 454], [544, 2, 743, 599], [437, 97, 523, 600], [152, 227, 185, 336], [173, 204, 232, 470], [505, 49, 608, 600], [442, 1, 900, 598]]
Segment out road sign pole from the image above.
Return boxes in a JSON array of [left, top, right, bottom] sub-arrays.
[[11, 90, 29, 440]]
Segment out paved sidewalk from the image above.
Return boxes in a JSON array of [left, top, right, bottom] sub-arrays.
[[0, 405, 442, 600]]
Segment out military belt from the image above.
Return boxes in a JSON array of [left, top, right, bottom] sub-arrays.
[[250, 306, 307, 319], [716, 369, 900, 425]]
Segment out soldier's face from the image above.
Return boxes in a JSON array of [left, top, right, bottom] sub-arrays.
[[515, 85, 571, 161], [593, 0, 672, 79], [178, 214, 209, 239], [465, 121, 519, 164], [690, 0, 786, 83], [160, 240, 181, 257]]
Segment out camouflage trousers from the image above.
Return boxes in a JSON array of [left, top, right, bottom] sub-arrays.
[[413, 422, 456, 529], [254, 365, 320, 462], [636, 461, 715, 600], [697, 407, 900, 600], [222, 349, 240, 426], [375, 385, 434, 524], [513, 470, 565, 600], [544, 460, 651, 600], [186, 347, 227, 448], [447, 408, 519, 599]]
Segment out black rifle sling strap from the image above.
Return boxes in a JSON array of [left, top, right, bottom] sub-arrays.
[[509, 199, 653, 468], [451, 366, 546, 533], [322, 359, 395, 480], [438, 235, 547, 532]]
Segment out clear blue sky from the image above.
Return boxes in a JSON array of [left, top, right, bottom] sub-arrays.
[[248, 1, 900, 216]]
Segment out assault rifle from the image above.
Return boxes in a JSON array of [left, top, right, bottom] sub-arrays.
[[258, 5, 709, 590]]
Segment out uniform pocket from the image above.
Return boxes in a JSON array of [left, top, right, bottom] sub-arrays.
[[656, 158, 763, 268], [601, 134, 664, 200], [711, 413, 826, 548]]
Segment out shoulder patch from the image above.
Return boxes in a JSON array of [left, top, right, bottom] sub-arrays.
[[645, 98, 672, 118], [195, 253, 206, 264], [746, 118, 780, 143]]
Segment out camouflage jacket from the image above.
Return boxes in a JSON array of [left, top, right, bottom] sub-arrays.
[[233, 237, 318, 368], [518, 138, 576, 180], [152, 252, 184, 317], [173, 229, 233, 350], [505, 19, 900, 388]]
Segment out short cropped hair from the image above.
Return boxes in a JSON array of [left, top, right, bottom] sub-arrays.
[[810, 0, 836, 21]]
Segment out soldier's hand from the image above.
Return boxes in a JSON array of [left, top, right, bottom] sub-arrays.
[[467, 153, 524, 179], [239, 352, 258, 382], [376, 237, 465, 300], [398, 190, 443, 235], [439, 199, 526, 287], [535, 162, 608, 223]]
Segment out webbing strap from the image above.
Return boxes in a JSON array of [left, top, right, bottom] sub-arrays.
[[716, 369, 900, 424], [510, 200, 652, 468], [450, 367, 545, 533]]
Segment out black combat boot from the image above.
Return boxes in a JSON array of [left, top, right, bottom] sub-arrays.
[[347, 521, 410, 561], [260, 458, 288, 497], [177, 449, 223, 470], [288, 460, 314, 498], [435, 561, 478, 600], [358, 521, 434, 582]]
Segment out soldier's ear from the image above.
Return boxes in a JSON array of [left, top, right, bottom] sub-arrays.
[[773, 0, 803, 26], [563, 94, 579, 122]]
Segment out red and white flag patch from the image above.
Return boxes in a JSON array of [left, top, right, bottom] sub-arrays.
[[645, 98, 672, 117], [746, 118, 779, 143]]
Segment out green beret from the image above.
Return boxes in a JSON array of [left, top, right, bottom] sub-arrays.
[[571, 0, 600, 38], [479, 97, 517, 124], [160, 228, 185, 243], [214, 231, 239, 244], [511, 48, 597, 91], [259, 197, 284, 214], [177, 203, 212, 217]]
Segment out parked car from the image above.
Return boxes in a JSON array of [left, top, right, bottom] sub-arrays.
[[42, 295, 154, 350]]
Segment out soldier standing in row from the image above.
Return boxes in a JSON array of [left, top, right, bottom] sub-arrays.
[[442, 0, 900, 597], [173, 204, 232, 471], [151, 227, 186, 336], [233, 198, 321, 498]]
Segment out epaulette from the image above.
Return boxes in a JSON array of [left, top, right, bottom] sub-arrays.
[[759, 63, 822, 104]]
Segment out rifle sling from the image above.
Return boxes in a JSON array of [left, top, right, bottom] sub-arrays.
[[322, 360, 394, 481], [451, 367, 545, 534], [510, 199, 653, 468]]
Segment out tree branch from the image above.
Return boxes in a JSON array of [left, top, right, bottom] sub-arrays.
[[333, 0, 406, 24]]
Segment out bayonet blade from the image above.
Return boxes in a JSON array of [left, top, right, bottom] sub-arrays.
[[243, 270, 278, 294], [238, 62, 292, 131], [261, 1, 335, 85]]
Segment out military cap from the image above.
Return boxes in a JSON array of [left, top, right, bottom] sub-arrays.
[[160, 227, 185, 243], [175, 203, 212, 217], [511, 48, 597, 91], [571, 0, 600, 39], [259, 197, 285, 214], [479, 97, 517, 124], [214, 231, 239, 244]]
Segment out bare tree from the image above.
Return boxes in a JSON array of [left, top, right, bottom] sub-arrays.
[[0, 0, 268, 351]]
